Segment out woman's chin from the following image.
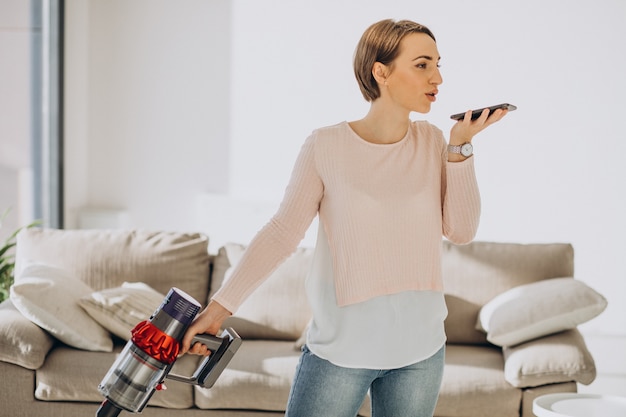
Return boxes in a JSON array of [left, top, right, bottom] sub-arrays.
[[412, 107, 431, 115]]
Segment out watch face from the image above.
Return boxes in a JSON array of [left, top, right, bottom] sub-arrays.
[[461, 143, 473, 157]]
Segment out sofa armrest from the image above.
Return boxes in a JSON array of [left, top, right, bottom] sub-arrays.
[[502, 328, 596, 388], [0, 299, 55, 369]]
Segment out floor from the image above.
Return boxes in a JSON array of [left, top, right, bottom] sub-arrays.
[[576, 334, 626, 397]]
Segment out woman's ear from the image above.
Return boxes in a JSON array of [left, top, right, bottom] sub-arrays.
[[372, 62, 388, 85]]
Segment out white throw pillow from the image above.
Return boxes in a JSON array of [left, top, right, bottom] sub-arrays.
[[79, 282, 166, 340], [477, 277, 607, 347], [10, 262, 113, 352]]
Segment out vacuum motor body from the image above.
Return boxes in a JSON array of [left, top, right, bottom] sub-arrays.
[[96, 287, 241, 416]]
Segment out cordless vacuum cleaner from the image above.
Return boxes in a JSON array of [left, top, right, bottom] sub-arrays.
[[95, 287, 241, 417]]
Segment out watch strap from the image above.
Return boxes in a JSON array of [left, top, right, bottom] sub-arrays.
[[448, 142, 473, 157]]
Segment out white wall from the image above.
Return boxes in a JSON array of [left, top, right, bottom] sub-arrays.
[[64, 0, 231, 233], [0, 0, 36, 241], [64, 0, 626, 337]]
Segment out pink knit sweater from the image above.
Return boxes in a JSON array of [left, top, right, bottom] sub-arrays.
[[212, 121, 480, 311]]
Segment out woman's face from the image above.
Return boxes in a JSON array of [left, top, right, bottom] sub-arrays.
[[380, 33, 443, 114]]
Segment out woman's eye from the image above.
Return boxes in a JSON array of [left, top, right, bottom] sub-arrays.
[[416, 62, 441, 70]]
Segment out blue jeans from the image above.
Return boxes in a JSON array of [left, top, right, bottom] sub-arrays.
[[285, 345, 445, 417]]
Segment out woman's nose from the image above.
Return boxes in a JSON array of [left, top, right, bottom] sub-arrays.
[[432, 68, 443, 86]]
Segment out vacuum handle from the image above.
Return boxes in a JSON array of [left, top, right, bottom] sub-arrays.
[[167, 327, 242, 388], [191, 332, 226, 351]]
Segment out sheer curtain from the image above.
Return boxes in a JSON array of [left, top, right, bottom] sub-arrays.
[[0, 0, 62, 238]]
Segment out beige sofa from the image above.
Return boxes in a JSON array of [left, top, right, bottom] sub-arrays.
[[0, 228, 606, 417]]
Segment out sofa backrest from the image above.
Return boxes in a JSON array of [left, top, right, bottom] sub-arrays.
[[15, 228, 211, 304], [13, 229, 576, 346], [442, 240, 574, 303], [441, 240, 574, 345]]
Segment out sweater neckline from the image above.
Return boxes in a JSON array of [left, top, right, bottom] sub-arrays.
[[343, 121, 411, 148]]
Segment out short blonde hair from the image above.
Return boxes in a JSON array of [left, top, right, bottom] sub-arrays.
[[353, 19, 436, 102]]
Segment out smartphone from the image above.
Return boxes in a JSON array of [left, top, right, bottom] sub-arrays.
[[450, 103, 517, 121]]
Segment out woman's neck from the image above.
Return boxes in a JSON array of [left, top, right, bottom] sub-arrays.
[[349, 101, 411, 144]]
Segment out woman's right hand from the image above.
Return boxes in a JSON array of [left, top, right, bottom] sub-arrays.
[[180, 300, 232, 356], [449, 108, 508, 146]]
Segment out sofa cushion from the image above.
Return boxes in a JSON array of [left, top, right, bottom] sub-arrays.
[[195, 342, 521, 417], [435, 345, 522, 417], [477, 277, 607, 346], [10, 262, 113, 352], [15, 228, 210, 304], [194, 340, 300, 411], [79, 282, 166, 340], [35, 344, 198, 409], [210, 243, 313, 340], [0, 299, 55, 369], [503, 329, 597, 387]]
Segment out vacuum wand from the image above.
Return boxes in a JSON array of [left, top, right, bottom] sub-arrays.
[[95, 287, 241, 417]]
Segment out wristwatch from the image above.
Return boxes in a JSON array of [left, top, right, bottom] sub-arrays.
[[448, 142, 473, 157]]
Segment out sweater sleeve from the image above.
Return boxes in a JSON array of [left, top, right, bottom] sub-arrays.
[[441, 146, 481, 245], [212, 135, 323, 313]]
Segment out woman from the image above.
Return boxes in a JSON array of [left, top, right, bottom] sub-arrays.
[[182, 19, 508, 417]]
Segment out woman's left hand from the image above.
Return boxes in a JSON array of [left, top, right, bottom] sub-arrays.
[[449, 108, 508, 146]]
